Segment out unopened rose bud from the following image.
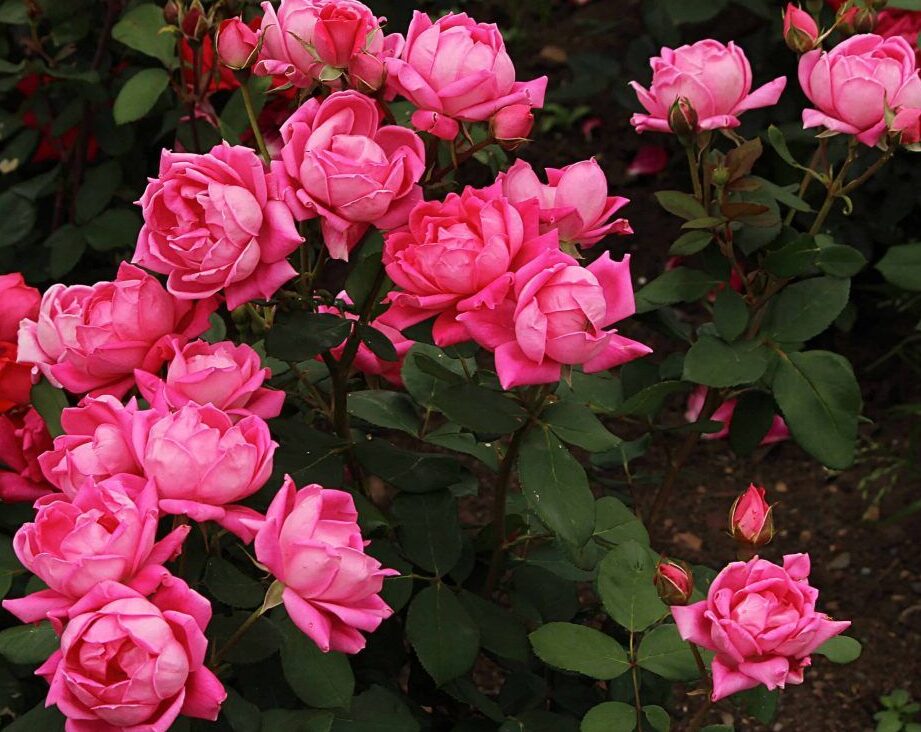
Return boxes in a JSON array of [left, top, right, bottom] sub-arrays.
[[730, 484, 775, 548], [491, 104, 534, 149], [712, 165, 730, 187], [216, 17, 258, 70], [163, 0, 179, 25], [181, 1, 208, 42], [668, 97, 698, 140], [654, 558, 694, 606], [890, 107, 921, 145], [783, 4, 819, 54], [853, 7, 877, 33], [348, 52, 386, 94]]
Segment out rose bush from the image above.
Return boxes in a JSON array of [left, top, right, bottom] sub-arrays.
[[0, 1, 890, 730]]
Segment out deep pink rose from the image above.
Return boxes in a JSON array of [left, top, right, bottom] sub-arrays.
[[255, 0, 400, 90], [0, 272, 40, 342], [384, 11, 547, 140], [134, 143, 303, 310], [39, 395, 149, 498], [672, 554, 850, 701], [135, 337, 285, 419], [382, 187, 558, 347], [3, 475, 188, 625], [630, 40, 787, 133], [784, 4, 819, 53], [654, 558, 694, 606], [0, 341, 35, 413], [217, 17, 259, 70], [892, 106, 921, 144], [730, 483, 775, 547], [491, 103, 535, 145], [685, 386, 790, 446], [137, 404, 274, 542], [246, 476, 397, 653], [17, 263, 217, 398], [492, 158, 632, 248], [457, 249, 652, 389], [36, 575, 226, 732], [0, 407, 53, 503], [318, 292, 413, 386], [275, 90, 425, 260], [876, 9, 921, 64], [799, 34, 921, 146]]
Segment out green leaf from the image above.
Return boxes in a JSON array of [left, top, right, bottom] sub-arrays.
[[739, 686, 779, 725], [81, 209, 143, 252], [0, 0, 29, 24], [518, 426, 595, 547], [529, 622, 629, 680], [424, 425, 499, 470], [113, 68, 170, 124], [542, 401, 622, 452], [458, 591, 529, 662], [347, 391, 420, 434], [401, 344, 466, 407], [6, 703, 66, 732], [814, 635, 862, 663], [204, 557, 265, 609], [406, 584, 479, 686], [0, 191, 36, 248], [655, 190, 707, 220], [355, 439, 471, 494], [643, 705, 671, 732], [728, 391, 778, 456], [593, 496, 649, 546], [30, 378, 68, 437], [333, 685, 420, 732], [261, 710, 334, 732], [75, 160, 121, 224], [597, 540, 667, 631], [112, 4, 177, 67], [266, 312, 351, 362], [682, 216, 725, 230], [765, 277, 850, 342], [767, 125, 799, 168], [47, 224, 87, 278], [580, 702, 636, 732], [0, 535, 19, 599], [279, 618, 355, 709], [635, 268, 721, 313], [637, 624, 701, 681], [763, 235, 819, 277], [713, 289, 748, 342], [222, 688, 262, 732], [431, 382, 527, 435], [816, 244, 866, 278], [877, 243, 921, 291], [357, 323, 398, 362], [613, 381, 689, 418], [392, 491, 462, 575], [0, 621, 58, 664], [772, 350, 861, 469], [208, 612, 281, 665], [683, 336, 768, 388], [668, 230, 713, 256]]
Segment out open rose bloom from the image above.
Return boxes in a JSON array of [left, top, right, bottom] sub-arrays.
[[630, 40, 787, 133], [36, 576, 225, 732], [673, 554, 850, 701]]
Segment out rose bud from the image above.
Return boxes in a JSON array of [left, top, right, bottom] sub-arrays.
[[730, 484, 775, 548], [668, 96, 698, 140], [491, 104, 535, 149], [217, 17, 258, 70], [783, 4, 819, 53], [655, 558, 694, 606]]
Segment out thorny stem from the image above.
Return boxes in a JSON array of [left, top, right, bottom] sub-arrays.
[[428, 137, 496, 183], [210, 606, 263, 668], [684, 643, 713, 732], [240, 78, 271, 164], [784, 139, 828, 226], [686, 143, 703, 202], [808, 138, 859, 236]]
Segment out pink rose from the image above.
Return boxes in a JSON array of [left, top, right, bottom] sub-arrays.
[[318, 292, 413, 386], [39, 395, 148, 498], [457, 249, 652, 389], [493, 158, 632, 248], [275, 90, 425, 260], [384, 11, 547, 140], [654, 558, 694, 606], [626, 145, 669, 178], [730, 483, 775, 547], [217, 17, 259, 70], [0, 341, 35, 413], [134, 143, 303, 310], [3, 475, 188, 625], [136, 337, 285, 419], [382, 187, 558, 347], [491, 104, 535, 147], [0, 408, 53, 503], [36, 575, 226, 732], [672, 554, 850, 701], [255, 0, 398, 88], [137, 404, 274, 542], [876, 9, 921, 64], [799, 34, 921, 146], [892, 106, 921, 144], [685, 386, 790, 445], [247, 476, 397, 653], [0, 272, 40, 342], [17, 262, 217, 398], [784, 4, 819, 53], [630, 40, 787, 133]]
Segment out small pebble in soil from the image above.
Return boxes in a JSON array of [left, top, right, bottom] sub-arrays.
[[828, 552, 851, 570], [774, 481, 788, 493]]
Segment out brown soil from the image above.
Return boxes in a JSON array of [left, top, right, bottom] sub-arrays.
[[463, 0, 921, 728]]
